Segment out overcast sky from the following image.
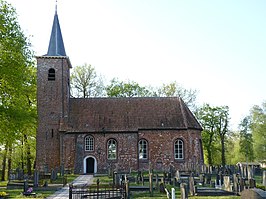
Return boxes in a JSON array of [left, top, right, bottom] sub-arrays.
[[6, 0, 266, 130]]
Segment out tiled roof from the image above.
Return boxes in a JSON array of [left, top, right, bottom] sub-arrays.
[[67, 97, 202, 132]]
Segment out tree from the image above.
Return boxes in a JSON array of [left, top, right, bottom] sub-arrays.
[[0, 0, 36, 180], [238, 116, 254, 162], [250, 102, 266, 161], [156, 81, 198, 111], [106, 78, 152, 97], [70, 63, 105, 98], [196, 104, 230, 166]]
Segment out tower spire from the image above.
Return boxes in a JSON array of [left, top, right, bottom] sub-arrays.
[[46, 1, 66, 56]]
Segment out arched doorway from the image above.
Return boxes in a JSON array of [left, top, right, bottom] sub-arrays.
[[83, 156, 97, 174]]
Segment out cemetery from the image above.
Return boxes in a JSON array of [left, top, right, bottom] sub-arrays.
[[1, 162, 265, 198]]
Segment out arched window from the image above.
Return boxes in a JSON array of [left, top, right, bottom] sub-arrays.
[[85, 135, 94, 151], [174, 139, 184, 159], [107, 139, 117, 160], [138, 139, 148, 159], [48, 68, 55, 81]]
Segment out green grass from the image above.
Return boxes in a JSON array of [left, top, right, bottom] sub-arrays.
[[0, 187, 54, 198], [0, 174, 79, 198]]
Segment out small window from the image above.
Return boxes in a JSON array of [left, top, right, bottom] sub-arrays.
[[174, 139, 184, 159], [138, 139, 148, 159], [85, 135, 94, 151], [107, 139, 117, 160], [48, 68, 55, 81]]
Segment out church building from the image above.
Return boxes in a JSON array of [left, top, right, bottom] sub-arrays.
[[36, 10, 204, 174]]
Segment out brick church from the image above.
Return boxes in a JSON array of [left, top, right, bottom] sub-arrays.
[[36, 10, 204, 174]]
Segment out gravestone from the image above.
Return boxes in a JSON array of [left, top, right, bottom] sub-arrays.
[[51, 169, 56, 182], [60, 164, 64, 176], [175, 170, 180, 181], [247, 166, 253, 179], [249, 178, 256, 188], [239, 178, 245, 192], [241, 189, 266, 199], [23, 180, 29, 193], [263, 171, 266, 186], [199, 174, 205, 186], [189, 176, 195, 196], [180, 183, 188, 199], [223, 176, 231, 192], [205, 174, 211, 185], [159, 182, 165, 193], [233, 174, 239, 193], [33, 170, 39, 187], [171, 188, 176, 199]]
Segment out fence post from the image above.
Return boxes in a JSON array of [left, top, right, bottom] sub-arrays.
[[69, 183, 73, 199], [97, 179, 100, 199], [149, 172, 153, 197]]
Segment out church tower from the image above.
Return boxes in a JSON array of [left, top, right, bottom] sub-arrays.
[[36, 9, 71, 171]]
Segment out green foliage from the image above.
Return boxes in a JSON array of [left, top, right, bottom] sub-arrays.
[[196, 104, 230, 166], [106, 78, 152, 97], [250, 102, 266, 161], [156, 81, 198, 111], [70, 63, 105, 98], [0, 0, 36, 179], [238, 116, 254, 162]]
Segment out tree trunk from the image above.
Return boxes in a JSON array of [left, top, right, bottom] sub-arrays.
[[7, 145, 12, 181], [24, 134, 32, 175], [221, 136, 226, 167], [1, 144, 8, 181]]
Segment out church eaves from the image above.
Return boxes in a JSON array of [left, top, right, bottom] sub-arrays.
[[46, 10, 66, 56]]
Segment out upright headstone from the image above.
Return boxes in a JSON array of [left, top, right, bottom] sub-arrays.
[[23, 179, 29, 193], [60, 164, 64, 176], [175, 170, 180, 181], [223, 176, 231, 192], [233, 174, 239, 193], [33, 170, 39, 188], [171, 188, 176, 199], [199, 174, 205, 186], [189, 176, 195, 196], [247, 166, 253, 179], [51, 169, 56, 182], [180, 183, 188, 199], [263, 171, 266, 186], [249, 178, 256, 188], [239, 178, 245, 192]]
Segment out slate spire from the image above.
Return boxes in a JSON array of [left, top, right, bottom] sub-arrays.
[[46, 6, 66, 56]]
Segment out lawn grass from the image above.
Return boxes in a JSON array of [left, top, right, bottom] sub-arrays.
[[0, 174, 79, 198]]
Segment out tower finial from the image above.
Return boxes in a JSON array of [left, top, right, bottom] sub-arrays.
[[55, 0, 58, 14]]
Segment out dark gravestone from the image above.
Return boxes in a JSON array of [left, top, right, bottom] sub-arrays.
[[159, 182, 165, 193], [51, 169, 56, 182], [233, 174, 239, 193], [33, 170, 39, 188], [23, 180, 29, 193], [263, 171, 266, 186], [239, 178, 245, 192], [205, 174, 211, 185], [249, 178, 256, 188]]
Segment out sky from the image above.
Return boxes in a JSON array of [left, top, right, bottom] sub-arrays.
[[6, 0, 266, 130]]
